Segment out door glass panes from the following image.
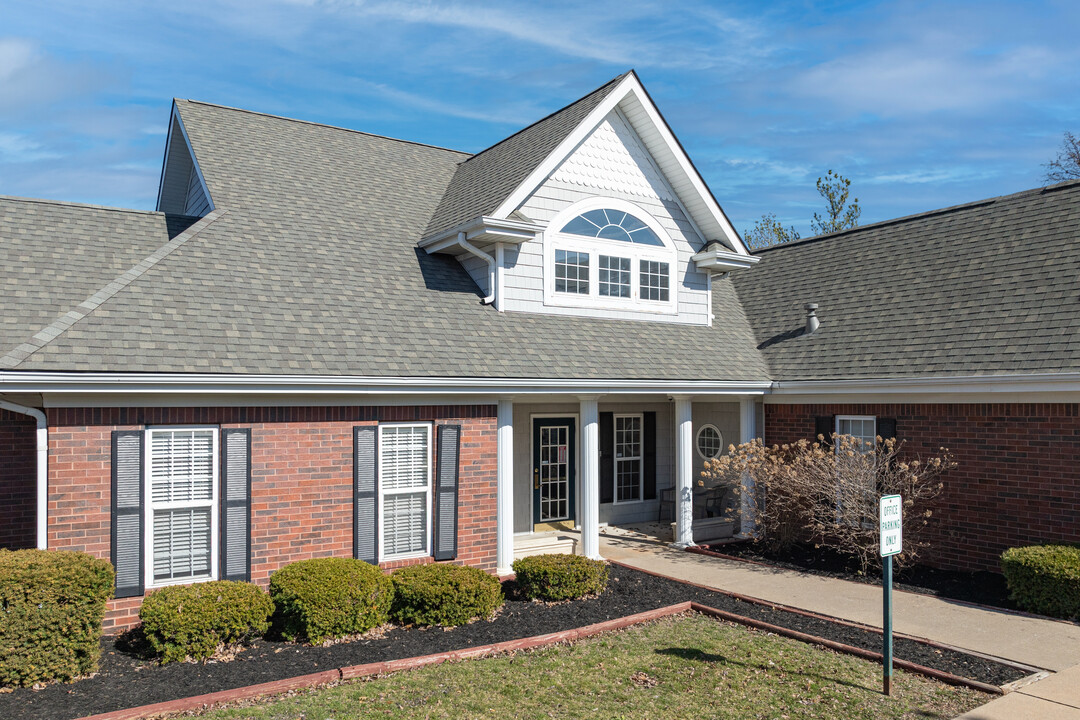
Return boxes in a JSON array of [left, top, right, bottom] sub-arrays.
[[615, 415, 642, 502], [598, 255, 630, 297], [555, 249, 589, 294], [539, 425, 570, 521], [639, 260, 669, 302]]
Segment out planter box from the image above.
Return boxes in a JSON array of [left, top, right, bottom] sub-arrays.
[[671, 518, 735, 544]]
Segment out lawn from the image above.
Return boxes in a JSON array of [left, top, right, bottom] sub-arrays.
[[200, 613, 989, 720]]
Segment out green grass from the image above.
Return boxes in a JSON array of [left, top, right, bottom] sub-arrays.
[[200, 614, 989, 720]]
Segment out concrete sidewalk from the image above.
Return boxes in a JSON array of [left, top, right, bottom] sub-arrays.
[[598, 528, 1080, 719]]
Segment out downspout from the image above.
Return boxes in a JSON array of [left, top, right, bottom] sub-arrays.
[[0, 400, 48, 550], [452, 231, 497, 306]]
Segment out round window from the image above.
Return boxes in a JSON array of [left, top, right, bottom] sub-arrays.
[[696, 425, 724, 460]]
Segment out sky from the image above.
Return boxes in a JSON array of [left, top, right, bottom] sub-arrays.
[[2, 0, 1078, 238]]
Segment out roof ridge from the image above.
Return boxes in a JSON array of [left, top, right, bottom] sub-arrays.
[[178, 99, 472, 157], [0, 209, 228, 370], [0, 195, 164, 216], [455, 71, 630, 168], [753, 181, 1080, 255]]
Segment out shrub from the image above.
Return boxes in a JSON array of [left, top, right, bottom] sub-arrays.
[[139, 581, 273, 663], [0, 549, 114, 687], [1000, 544, 1080, 619], [269, 557, 394, 644], [513, 554, 609, 601], [391, 564, 503, 627]]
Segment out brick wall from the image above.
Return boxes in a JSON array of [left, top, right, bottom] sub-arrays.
[[764, 403, 1080, 573], [0, 408, 37, 549], [46, 405, 497, 632]]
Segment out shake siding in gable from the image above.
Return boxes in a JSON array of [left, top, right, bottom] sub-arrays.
[[503, 111, 712, 325]]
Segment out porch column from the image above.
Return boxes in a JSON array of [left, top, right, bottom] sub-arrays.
[[496, 398, 515, 575], [578, 395, 601, 560], [738, 397, 758, 539], [673, 395, 695, 548]]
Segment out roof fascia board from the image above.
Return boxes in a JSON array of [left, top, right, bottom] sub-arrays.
[[493, 73, 750, 256], [420, 216, 544, 250], [771, 373, 1080, 395], [0, 372, 771, 397], [154, 101, 178, 212], [156, 102, 215, 214]]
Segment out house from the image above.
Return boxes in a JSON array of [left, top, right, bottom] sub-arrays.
[[0, 71, 1077, 631]]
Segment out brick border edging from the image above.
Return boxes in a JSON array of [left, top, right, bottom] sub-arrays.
[[686, 545, 1080, 627], [79, 603, 692, 720]]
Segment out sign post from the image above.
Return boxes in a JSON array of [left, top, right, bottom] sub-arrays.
[[879, 494, 903, 696]]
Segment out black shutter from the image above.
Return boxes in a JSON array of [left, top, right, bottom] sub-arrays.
[[433, 425, 461, 561], [877, 418, 898, 442], [111, 430, 144, 598], [814, 416, 835, 448], [599, 412, 614, 504], [354, 426, 378, 564], [643, 412, 657, 500], [220, 429, 251, 582]]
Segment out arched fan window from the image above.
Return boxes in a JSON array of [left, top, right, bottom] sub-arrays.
[[560, 209, 664, 246]]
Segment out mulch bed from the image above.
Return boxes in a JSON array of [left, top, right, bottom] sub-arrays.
[[1, 564, 1026, 720], [704, 541, 1015, 609]]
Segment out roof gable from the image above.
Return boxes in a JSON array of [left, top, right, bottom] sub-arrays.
[[156, 103, 214, 216]]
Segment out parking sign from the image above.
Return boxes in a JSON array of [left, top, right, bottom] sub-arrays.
[[879, 494, 902, 557]]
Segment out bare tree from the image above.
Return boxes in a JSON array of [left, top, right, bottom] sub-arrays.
[[702, 435, 955, 574], [743, 213, 801, 249], [1044, 131, 1080, 184]]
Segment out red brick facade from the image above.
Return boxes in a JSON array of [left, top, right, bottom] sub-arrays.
[[44, 405, 497, 632], [764, 402, 1080, 572], [0, 408, 37, 550]]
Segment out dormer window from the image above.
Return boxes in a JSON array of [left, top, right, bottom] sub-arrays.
[[544, 200, 676, 314]]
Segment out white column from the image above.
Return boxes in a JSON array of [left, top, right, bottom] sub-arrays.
[[496, 398, 515, 575], [579, 395, 601, 560], [673, 395, 695, 548], [738, 397, 758, 539]]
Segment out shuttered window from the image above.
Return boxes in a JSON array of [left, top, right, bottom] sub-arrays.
[[378, 424, 431, 560], [145, 428, 218, 586]]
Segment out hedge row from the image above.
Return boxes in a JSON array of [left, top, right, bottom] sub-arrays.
[[513, 554, 609, 601], [1001, 544, 1080, 619]]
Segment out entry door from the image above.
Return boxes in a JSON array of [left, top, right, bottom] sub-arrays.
[[532, 417, 576, 524]]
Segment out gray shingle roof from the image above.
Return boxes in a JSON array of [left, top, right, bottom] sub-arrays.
[[731, 181, 1080, 380], [423, 73, 627, 236], [2, 96, 770, 381]]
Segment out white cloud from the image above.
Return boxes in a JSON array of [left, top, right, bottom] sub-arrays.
[[0, 131, 60, 162]]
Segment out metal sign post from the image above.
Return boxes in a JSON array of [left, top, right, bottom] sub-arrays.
[[879, 494, 903, 696]]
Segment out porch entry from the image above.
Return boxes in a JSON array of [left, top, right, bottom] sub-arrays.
[[532, 417, 576, 526]]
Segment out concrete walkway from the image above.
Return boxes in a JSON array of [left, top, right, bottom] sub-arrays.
[[598, 527, 1080, 719]]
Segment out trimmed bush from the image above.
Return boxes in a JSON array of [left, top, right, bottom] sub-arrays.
[[269, 557, 394, 644], [513, 554, 609, 602], [391, 564, 503, 627], [1001, 544, 1080, 619], [139, 581, 273, 663], [0, 549, 114, 687]]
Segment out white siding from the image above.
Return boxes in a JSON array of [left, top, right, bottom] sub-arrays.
[[505, 109, 713, 326]]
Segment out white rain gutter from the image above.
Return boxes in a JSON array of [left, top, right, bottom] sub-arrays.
[[452, 231, 496, 305], [0, 400, 47, 550]]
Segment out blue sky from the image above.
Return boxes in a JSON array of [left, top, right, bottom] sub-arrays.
[[2, 0, 1078, 238]]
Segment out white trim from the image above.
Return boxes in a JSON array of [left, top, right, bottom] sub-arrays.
[[143, 426, 220, 590], [1, 372, 772, 396], [612, 413, 644, 505], [492, 73, 750, 256], [543, 198, 678, 314], [419, 216, 543, 248], [377, 422, 433, 563], [695, 423, 724, 460]]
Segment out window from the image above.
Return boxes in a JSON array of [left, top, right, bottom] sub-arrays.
[[598, 255, 630, 297], [545, 201, 676, 313], [696, 424, 724, 460], [554, 249, 589, 294], [836, 416, 877, 452], [834, 416, 877, 527], [146, 428, 218, 587], [614, 414, 643, 503], [378, 424, 432, 560]]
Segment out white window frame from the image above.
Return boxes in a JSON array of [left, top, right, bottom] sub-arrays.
[[612, 413, 644, 505], [143, 426, 219, 590], [696, 424, 724, 460], [543, 197, 677, 314], [833, 415, 877, 528], [377, 422, 433, 562]]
